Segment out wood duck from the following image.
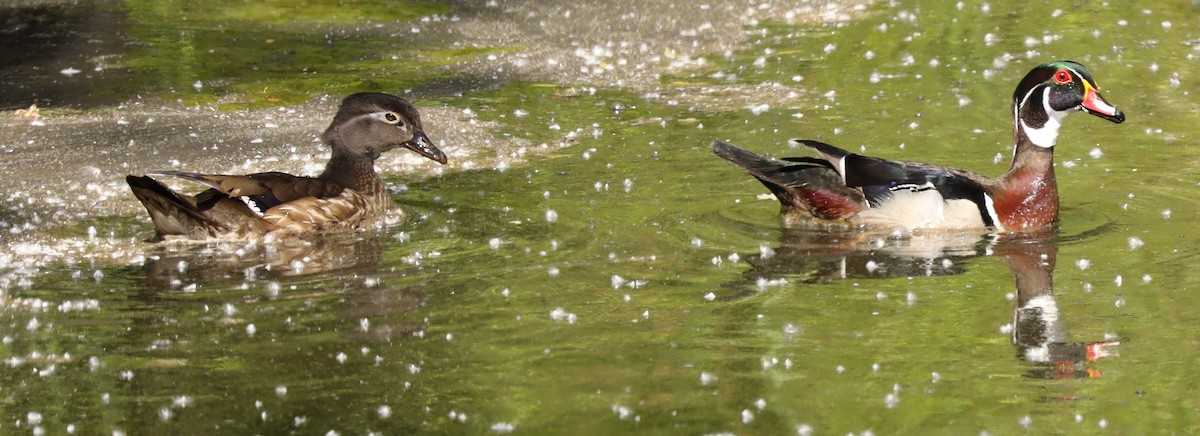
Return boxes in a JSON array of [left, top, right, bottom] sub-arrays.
[[126, 92, 447, 241], [713, 60, 1125, 232]]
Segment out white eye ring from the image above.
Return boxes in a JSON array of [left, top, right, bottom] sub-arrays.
[[374, 111, 403, 125]]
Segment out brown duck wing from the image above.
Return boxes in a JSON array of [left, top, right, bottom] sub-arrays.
[[126, 175, 272, 240], [150, 170, 346, 212]]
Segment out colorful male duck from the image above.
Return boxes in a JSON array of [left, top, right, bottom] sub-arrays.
[[713, 60, 1125, 232], [126, 92, 447, 240]]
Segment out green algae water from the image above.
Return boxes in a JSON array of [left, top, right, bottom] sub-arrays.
[[3, 0, 1200, 433]]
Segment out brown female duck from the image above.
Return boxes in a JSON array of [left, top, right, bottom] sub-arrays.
[[126, 92, 447, 240]]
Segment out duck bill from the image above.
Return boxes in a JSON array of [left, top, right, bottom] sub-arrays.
[[404, 130, 448, 164], [1080, 84, 1125, 124]]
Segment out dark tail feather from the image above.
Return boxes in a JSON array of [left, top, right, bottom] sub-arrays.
[[712, 140, 864, 220], [793, 139, 912, 188], [713, 140, 794, 178], [147, 170, 225, 191], [126, 175, 224, 240], [712, 140, 833, 206]]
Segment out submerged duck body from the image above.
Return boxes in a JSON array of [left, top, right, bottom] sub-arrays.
[[714, 60, 1126, 232], [126, 92, 448, 241]]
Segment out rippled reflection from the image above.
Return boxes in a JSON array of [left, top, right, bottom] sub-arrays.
[[139, 231, 388, 290], [999, 235, 1120, 380], [735, 224, 1119, 380]]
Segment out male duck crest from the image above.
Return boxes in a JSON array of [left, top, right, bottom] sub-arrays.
[[126, 92, 448, 241], [713, 60, 1126, 232]]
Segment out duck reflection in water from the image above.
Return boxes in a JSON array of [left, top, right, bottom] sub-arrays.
[[998, 236, 1119, 379], [734, 226, 1119, 379], [138, 231, 429, 341], [140, 231, 389, 287]]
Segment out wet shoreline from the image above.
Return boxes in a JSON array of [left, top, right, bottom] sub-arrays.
[[0, 0, 866, 236]]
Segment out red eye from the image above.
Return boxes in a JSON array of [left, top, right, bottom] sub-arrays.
[[1054, 70, 1072, 84]]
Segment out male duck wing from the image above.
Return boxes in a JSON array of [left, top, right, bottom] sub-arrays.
[[795, 140, 930, 205]]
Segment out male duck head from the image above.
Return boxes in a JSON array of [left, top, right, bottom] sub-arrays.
[[323, 92, 448, 164], [1013, 60, 1125, 148]]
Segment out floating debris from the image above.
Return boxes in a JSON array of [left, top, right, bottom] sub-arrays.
[[884, 392, 900, 409], [549, 307, 577, 324], [490, 422, 515, 433]]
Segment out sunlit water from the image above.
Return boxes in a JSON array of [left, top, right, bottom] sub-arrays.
[[3, 0, 1200, 434]]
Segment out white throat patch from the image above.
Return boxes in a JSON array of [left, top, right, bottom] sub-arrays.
[[1019, 87, 1072, 149]]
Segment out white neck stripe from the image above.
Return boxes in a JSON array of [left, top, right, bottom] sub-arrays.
[[1019, 87, 1070, 148], [983, 193, 1004, 231]]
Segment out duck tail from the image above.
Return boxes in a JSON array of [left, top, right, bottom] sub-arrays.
[[126, 175, 227, 240], [711, 140, 818, 206], [711, 140, 864, 220]]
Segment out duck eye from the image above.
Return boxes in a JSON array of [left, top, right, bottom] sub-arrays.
[[1054, 70, 1071, 84], [382, 112, 401, 124]]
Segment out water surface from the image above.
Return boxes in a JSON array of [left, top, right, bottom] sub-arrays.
[[2, 0, 1200, 434]]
